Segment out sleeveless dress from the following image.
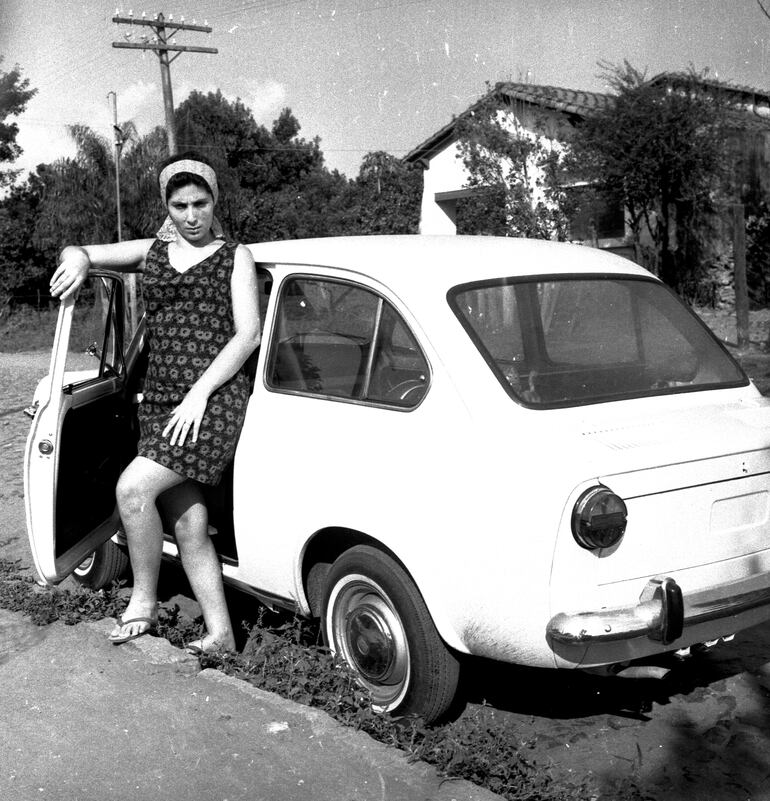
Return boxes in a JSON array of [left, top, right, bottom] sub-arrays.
[[136, 239, 251, 486]]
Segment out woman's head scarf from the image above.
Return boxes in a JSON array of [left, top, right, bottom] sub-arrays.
[[155, 158, 224, 242]]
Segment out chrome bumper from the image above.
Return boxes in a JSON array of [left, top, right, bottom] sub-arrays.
[[547, 573, 770, 646]]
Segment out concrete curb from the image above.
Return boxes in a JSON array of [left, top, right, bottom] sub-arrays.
[[82, 616, 504, 801]]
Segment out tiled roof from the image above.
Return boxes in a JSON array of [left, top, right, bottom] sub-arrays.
[[495, 82, 611, 116], [649, 72, 770, 131], [404, 82, 609, 163], [649, 71, 770, 102]]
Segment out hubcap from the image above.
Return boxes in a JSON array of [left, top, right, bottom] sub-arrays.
[[346, 601, 396, 682], [330, 577, 410, 710], [74, 553, 95, 576]]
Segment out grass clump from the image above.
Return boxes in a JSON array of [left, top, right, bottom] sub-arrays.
[[0, 557, 125, 625]]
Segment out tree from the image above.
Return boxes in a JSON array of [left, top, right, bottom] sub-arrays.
[[33, 124, 120, 252], [0, 58, 37, 188], [176, 92, 330, 241], [117, 124, 168, 239], [33, 119, 171, 252], [0, 172, 50, 311], [569, 62, 730, 289], [454, 87, 575, 239], [176, 91, 365, 242], [348, 151, 421, 234]]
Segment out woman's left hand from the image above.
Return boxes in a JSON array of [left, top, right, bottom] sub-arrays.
[[163, 385, 210, 446]]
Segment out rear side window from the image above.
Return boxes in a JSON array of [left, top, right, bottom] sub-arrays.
[[450, 275, 746, 408], [266, 276, 429, 408]]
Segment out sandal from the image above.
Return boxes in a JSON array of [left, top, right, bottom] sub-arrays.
[[108, 615, 158, 645]]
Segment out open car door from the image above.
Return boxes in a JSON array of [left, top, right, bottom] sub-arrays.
[[24, 273, 145, 584]]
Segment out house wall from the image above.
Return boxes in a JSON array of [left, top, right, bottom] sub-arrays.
[[416, 104, 568, 236], [418, 141, 469, 235]]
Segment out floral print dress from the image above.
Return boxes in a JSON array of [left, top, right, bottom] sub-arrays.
[[136, 239, 250, 485]]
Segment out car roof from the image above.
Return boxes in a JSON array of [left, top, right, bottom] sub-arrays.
[[246, 235, 652, 293]]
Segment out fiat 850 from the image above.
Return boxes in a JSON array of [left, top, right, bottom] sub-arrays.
[[24, 235, 770, 723]]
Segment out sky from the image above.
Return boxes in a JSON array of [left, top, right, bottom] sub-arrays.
[[3, 0, 770, 180]]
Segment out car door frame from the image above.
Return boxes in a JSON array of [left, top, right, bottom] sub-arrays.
[[24, 271, 143, 584]]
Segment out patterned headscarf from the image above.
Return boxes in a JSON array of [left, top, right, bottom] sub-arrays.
[[155, 158, 224, 242]]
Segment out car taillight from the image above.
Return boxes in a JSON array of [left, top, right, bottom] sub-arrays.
[[572, 486, 627, 550]]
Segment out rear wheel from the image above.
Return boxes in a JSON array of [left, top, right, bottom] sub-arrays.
[[321, 545, 460, 723], [73, 539, 129, 589]]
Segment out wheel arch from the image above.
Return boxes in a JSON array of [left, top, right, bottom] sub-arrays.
[[301, 527, 399, 617], [300, 526, 467, 653]]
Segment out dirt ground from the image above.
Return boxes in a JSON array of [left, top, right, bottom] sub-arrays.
[[7, 312, 770, 800]]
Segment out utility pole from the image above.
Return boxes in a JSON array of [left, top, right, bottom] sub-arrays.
[[112, 12, 217, 154], [107, 90, 138, 332], [107, 91, 124, 242]]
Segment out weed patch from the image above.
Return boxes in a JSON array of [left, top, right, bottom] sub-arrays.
[[0, 558, 615, 800], [0, 557, 126, 625]]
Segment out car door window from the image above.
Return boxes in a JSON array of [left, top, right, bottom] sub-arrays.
[[64, 276, 125, 387], [267, 276, 429, 408]]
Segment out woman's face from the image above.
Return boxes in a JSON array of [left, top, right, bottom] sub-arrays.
[[167, 183, 215, 245]]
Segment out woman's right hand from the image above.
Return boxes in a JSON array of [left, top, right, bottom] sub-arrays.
[[50, 246, 90, 300]]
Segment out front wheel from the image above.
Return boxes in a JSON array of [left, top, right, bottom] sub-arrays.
[[73, 539, 129, 589], [321, 545, 460, 723]]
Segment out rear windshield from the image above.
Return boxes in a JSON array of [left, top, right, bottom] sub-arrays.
[[450, 275, 747, 408]]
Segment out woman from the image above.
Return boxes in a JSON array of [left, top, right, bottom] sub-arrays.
[[50, 152, 261, 653]]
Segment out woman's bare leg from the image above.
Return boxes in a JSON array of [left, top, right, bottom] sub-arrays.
[[110, 456, 185, 639], [161, 482, 235, 651]]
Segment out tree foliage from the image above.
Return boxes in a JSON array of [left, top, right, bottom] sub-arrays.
[[350, 151, 421, 234], [569, 62, 730, 289], [0, 86, 421, 311], [0, 58, 37, 188], [176, 91, 331, 241], [0, 173, 50, 309], [455, 88, 575, 239]]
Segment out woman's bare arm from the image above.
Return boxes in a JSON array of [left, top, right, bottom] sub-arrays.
[[51, 239, 155, 300]]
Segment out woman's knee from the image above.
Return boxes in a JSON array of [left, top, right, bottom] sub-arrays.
[[172, 503, 208, 547], [116, 466, 158, 519]]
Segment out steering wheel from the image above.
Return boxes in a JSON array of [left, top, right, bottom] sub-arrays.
[[384, 379, 426, 404]]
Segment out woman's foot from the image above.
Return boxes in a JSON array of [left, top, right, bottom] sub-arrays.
[[185, 633, 235, 655], [108, 601, 159, 644]]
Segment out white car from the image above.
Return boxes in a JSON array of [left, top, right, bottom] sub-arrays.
[[24, 235, 770, 723]]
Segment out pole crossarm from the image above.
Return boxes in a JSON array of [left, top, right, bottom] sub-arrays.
[[112, 42, 218, 54], [112, 15, 212, 33]]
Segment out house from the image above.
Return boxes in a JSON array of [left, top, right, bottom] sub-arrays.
[[404, 76, 770, 258], [403, 81, 618, 243]]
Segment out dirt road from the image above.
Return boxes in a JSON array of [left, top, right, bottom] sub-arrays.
[[6, 350, 770, 800]]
